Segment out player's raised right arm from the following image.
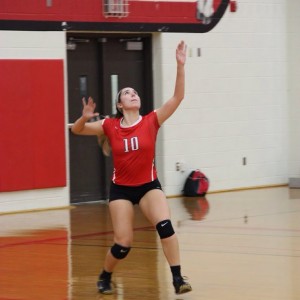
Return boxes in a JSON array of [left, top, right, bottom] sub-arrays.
[[71, 97, 104, 136]]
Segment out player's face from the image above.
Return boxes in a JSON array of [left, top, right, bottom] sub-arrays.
[[118, 87, 141, 111]]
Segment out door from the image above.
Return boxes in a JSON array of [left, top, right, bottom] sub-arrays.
[[67, 35, 153, 203], [67, 38, 105, 203]]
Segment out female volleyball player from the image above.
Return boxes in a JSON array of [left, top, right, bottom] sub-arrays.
[[71, 40, 191, 295]]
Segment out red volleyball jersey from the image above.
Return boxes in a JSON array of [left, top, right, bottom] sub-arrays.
[[102, 111, 160, 186]]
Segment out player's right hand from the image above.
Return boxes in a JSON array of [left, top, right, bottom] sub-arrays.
[[82, 97, 99, 120]]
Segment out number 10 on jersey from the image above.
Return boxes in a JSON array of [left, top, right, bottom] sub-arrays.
[[123, 137, 139, 152]]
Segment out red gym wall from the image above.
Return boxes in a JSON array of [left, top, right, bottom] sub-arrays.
[[0, 59, 66, 192], [0, 0, 229, 33], [0, 0, 195, 23]]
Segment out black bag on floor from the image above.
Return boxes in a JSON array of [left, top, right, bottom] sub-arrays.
[[183, 169, 209, 197]]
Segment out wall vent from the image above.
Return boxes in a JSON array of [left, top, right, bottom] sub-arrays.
[[103, 0, 129, 18]]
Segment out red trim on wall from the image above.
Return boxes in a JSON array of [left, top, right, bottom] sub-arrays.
[[0, 0, 230, 32], [0, 60, 66, 192], [0, 1, 197, 23]]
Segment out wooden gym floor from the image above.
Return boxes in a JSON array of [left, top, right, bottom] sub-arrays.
[[0, 186, 300, 300]]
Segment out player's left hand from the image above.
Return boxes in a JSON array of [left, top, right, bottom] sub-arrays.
[[176, 40, 187, 66]]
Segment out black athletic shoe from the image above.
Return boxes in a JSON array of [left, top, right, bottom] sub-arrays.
[[97, 277, 113, 295], [173, 276, 192, 294]]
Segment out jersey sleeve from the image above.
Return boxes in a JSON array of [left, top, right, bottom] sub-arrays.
[[102, 118, 114, 138], [148, 110, 160, 131]]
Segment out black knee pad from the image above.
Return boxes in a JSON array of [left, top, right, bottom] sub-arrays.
[[156, 219, 175, 239], [110, 243, 131, 259]]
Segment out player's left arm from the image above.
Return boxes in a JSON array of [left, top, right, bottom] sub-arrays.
[[156, 40, 187, 126]]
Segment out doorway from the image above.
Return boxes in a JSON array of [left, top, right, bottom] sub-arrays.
[[67, 34, 153, 203]]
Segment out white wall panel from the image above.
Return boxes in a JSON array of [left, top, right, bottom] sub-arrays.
[[154, 0, 291, 196], [287, 1, 300, 179]]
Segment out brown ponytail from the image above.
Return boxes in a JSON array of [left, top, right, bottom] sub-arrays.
[[98, 134, 111, 157], [115, 89, 123, 118], [97, 88, 124, 156]]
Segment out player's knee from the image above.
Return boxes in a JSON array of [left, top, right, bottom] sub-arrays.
[[110, 243, 131, 259], [156, 219, 175, 239]]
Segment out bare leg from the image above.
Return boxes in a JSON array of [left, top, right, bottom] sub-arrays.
[[98, 200, 134, 294], [103, 199, 135, 271], [139, 189, 192, 294], [139, 189, 180, 266]]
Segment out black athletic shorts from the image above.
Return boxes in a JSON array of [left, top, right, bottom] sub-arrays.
[[109, 178, 163, 205]]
